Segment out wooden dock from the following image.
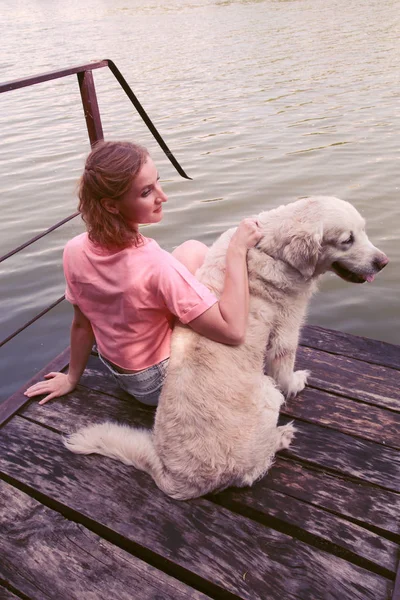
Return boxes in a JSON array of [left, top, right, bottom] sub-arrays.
[[1, 325, 399, 600]]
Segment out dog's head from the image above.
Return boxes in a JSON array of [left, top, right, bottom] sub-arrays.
[[256, 196, 388, 283]]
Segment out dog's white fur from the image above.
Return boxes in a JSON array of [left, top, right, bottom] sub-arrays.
[[65, 197, 388, 500]]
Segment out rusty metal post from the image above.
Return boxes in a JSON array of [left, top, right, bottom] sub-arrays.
[[77, 70, 104, 147]]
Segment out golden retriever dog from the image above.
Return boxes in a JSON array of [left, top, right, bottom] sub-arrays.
[[65, 196, 388, 500]]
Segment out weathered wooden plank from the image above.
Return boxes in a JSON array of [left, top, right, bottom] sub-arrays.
[[20, 384, 155, 433], [295, 346, 400, 411], [215, 483, 398, 575], [0, 347, 70, 427], [267, 458, 400, 538], [21, 389, 398, 576], [82, 348, 400, 422], [394, 559, 400, 600], [80, 351, 400, 424], [280, 418, 400, 492], [0, 587, 20, 600], [21, 378, 400, 536], [0, 417, 392, 600], [0, 479, 211, 600], [301, 325, 400, 371], [283, 387, 400, 449]]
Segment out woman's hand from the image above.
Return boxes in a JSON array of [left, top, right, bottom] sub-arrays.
[[189, 217, 263, 346], [24, 372, 76, 405], [25, 305, 94, 406], [230, 218, 263, 250]]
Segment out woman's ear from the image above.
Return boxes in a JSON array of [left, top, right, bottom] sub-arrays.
[[100, 198, 119, 215]]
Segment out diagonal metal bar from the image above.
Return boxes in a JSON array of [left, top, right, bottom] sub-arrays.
[[106, 59, 192, 180], [0, 211, 80, 264], [0, 295, 66, 349]]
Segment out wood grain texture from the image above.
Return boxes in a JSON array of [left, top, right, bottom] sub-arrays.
[[20, 389, 400, 536], [0, 587, 21, 600], [393, 560, 400, 600], [22, 389, 400, 573], [280, 418, 400, 492], [0, 479, 211, 600], [0, 417, 392, 600], [266, 458, 400, 537], [300, 325, 400, 371], [22, 365, 400, 533], [73, 349, 400, 417], [36, 352, 400, 443], [21, 383, 155, 433], [295, 346, 400, 411], [283, 387, 400, 448], [215, 483, 399, 575]]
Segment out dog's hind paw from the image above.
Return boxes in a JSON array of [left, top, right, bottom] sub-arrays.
[[277, 422, 296, 450], [286, 369, 310, 399]]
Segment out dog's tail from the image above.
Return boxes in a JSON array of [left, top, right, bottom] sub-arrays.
[[64, 422, 173, 494]]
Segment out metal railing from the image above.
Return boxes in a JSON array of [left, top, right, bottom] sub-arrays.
[[0, 59, 190, 349]]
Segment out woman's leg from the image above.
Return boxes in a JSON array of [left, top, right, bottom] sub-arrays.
[[172, 240, 208, 275]]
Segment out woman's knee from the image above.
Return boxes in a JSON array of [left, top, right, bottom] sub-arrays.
[[172, 240, 208, 274]]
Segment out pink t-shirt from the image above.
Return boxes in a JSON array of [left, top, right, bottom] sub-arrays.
[[63, 233, 218, 370]]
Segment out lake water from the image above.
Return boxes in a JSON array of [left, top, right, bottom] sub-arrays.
[[1, 0, 399, 403]]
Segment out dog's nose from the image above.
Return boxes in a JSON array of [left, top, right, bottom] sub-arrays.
[[374, 254, 389, 271]]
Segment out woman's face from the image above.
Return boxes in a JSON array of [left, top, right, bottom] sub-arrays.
[[117, 156, 168, 226]]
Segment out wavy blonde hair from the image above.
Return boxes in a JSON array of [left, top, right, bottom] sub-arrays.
[[78, 140, 149, 249]]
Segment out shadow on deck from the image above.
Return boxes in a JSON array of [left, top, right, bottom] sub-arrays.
[[1, 325, 399, 600]]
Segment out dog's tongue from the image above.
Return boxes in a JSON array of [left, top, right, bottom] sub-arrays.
[[365, 274, 375, 283]]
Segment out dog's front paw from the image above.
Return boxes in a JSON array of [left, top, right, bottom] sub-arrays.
[[286, 369, 310, 399], [277, 422, 296, 450]]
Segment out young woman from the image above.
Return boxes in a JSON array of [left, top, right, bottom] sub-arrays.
[[25, 141, 262, 406]]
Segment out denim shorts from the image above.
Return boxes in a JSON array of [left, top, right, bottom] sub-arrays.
[[98, 354, 169, 406]]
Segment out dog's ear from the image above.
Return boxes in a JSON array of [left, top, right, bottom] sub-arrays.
[[281, 227, 322, 279]]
